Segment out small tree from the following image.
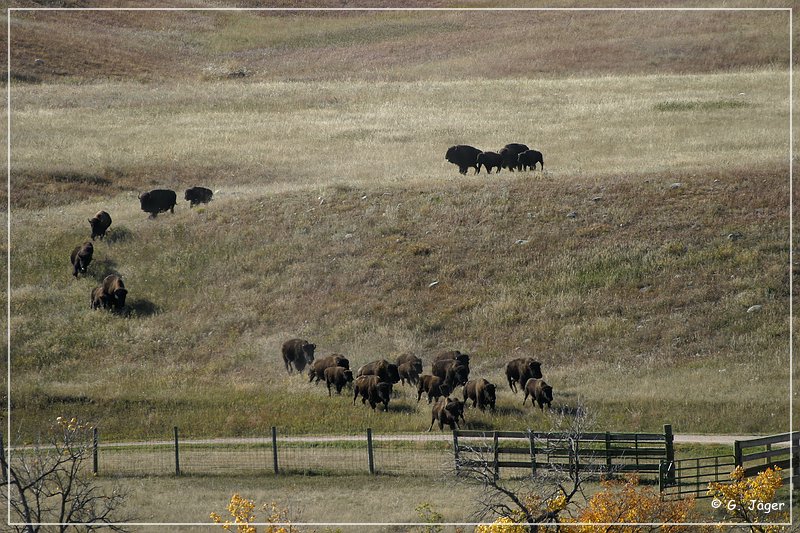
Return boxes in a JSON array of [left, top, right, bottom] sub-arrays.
[[1, 417, 129, 533], [452, 405, 594, 532], [210, 494, 300, 533]]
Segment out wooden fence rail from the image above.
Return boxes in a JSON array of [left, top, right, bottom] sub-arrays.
[[453, 425, 674, 480]]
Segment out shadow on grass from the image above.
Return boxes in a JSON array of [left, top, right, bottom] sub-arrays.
[[122, 299, 161, 318], [105, 225, 134, 244]]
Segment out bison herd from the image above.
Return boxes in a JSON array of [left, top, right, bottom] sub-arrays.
[[69, 187, 214, 310], [446, 143, 544, 175], [282, 338, 556, 432]]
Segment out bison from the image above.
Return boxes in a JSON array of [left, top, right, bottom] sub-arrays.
[[500, 143, 530, 171], [88, 211, 112, 240], [356, 359, 400, 384], [396, 353, 423, 375], [432, 350, 469, 367], [185, 186, 213, 207], [101, 274, 127, 310], [324, 366, 354, 396], [517, 149, 544, 171], [398, 361, 420, 386], [431, 360, 470, 390], [522, 378, 553, 411], [463, 378, 497, 412], [416, 374, 452, 404], [70, 242, 94, 278], [308, 354, 350, 383], [281, 338, 316, 374], [138, 189, 177, 218], [428, 397, 465, 432], [353, 375, 393, 411], [476, 151, 503, 174], [505, 357, 543, 393], [90, 286, 109, 310], [445, 145, 482, 175]]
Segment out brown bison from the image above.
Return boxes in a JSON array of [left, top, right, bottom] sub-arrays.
[[308, 354, 350, 383], [324, 366, 354, 396], [522, 378, 553, 411], [356, 359, 400, 384], [517, 149, 544, 171], [463, 378, 497, 412], [445, 145, 482, 175], [90, 286, 109, 309], [70, 241, 94, 278], [281, 338, 316, 374], [88, 211, 112, 240], [138, 189, 177, 218], [398, 361, 420, 386], [428, 397, 465, 432], [396, 353, 423, 375], [353, 375, 393, 411], [476, 151, 503, 174], [431, 360, 470, 390], [101, 274, 127, 310], [505, 357, 543, 393], [184, 186, 213, 207], [416, 374, 451, 404]]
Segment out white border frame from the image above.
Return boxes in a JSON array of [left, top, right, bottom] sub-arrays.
[[5, 6, 794, 529]]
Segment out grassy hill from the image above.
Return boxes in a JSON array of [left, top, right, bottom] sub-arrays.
[[5, 6, 794, 442]]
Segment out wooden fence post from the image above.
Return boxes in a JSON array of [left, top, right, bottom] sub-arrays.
[[663, 424, 675, 484], [271, 426, 278, 475], [452, 430, 460, 475], [734, 439, 743, 467], [493, 432, 499, 481], [173, 426, 180, 476], [367, 428, 375, 475], [528, 429, 536, 477], [605, 432, 612, 474], [93, 427, 99, 475]]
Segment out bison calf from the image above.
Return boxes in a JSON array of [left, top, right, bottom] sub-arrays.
[[398, 361, 420, 386], [517, 149, 544, 171], [324, 366, 354, 396], [476, 151, 503, 174], [185, 186, 213, 207], [428, 397, 465, 432], [101, 274, 127, 310], [70, 242, 94, 278], [282, 338, 316, 374], [88, 211, 112, 240], [522, 378, 553, 411], [90, 286, 109, 309]]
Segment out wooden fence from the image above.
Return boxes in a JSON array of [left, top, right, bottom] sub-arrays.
[[659, 431, 798, 499], [452, 424, 674, 480]]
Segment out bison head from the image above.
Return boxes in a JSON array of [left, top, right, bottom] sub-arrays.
[[302, 343, 316, 364], [527, 361, 543, 380], [113, 288, 128, 308]]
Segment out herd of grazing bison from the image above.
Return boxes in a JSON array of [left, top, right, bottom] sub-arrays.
[[282, 338, 555, 432], [70, 187, 214, 309], [445, 142, 544, 175]]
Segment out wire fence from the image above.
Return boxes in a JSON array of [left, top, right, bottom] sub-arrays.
[[94, 428, 456, 478]]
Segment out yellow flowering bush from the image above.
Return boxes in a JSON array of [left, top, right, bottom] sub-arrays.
[[570, 474, 700, 532], [474, 516, 528, 533], [211, 494, 299, 533], [707, 466, 788, 532]]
